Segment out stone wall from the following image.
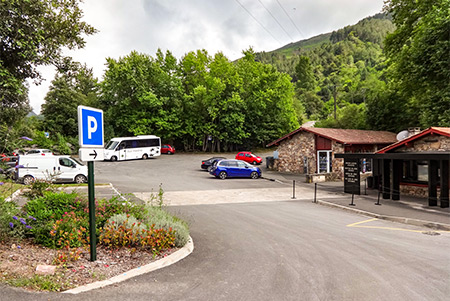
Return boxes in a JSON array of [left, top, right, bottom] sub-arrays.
[[396, 135, 450, 152], [400, 184, 441, 199], [273, 131, 316, 174], [331, 142, 345, 180]]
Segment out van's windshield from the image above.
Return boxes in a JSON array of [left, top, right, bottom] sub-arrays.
[[105, 141, 119, 150], [71, 157, 84, 166]]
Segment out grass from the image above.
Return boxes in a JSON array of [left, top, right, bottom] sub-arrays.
[[0, 180, 22, 200], [5, 274, 67, 292]]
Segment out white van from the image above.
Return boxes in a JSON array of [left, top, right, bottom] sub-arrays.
[[104, 135, 161, 161], [16, 155, 88, 185]]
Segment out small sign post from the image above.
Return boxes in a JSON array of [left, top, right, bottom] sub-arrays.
[[77, 106, 104, 261]]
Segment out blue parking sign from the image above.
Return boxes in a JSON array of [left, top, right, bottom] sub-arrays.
[[78, 106, 104, 147]]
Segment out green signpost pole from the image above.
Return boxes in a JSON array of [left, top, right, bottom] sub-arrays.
[[88, 161, 96, 261]]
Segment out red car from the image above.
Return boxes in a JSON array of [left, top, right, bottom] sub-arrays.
[[161, 144, 175, 155], [235, 151, 262, 165]]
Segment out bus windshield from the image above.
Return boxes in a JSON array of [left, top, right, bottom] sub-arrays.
[[105, 141, 119, 150]]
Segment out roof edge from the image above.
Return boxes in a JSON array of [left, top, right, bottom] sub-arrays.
[[377, 127, 450, 153]]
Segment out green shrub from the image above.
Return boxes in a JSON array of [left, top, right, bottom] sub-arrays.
[[23, 192, 87, 246], [95, 197, 148, 228], [24, 192, 87, 222], [55, 133, 71, 155], [99, 215, 175, 254], [50, 211, 88, 249], [0, 198, 21, 241], [143, 206, 190, 247], [104, 213, 147, 235], [23, 180, 56, 199]]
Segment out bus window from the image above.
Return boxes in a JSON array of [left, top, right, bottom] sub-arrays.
[[149, 138, 160, 147], [106, 141, 119, 150]]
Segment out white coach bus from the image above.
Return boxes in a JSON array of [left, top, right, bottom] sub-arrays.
[[104, 135, 161, 161]]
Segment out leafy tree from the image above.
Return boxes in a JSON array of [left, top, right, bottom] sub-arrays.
[[316, 103, 368, 129], [41, 59, 99, 137], [237, 49, 299, 147], [0, 0, 96, 126], [384, 0, 450, 126], [101, 50, 184, 142]]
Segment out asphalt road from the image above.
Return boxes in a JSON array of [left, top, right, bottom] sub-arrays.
[[2, 154, 449, 300]]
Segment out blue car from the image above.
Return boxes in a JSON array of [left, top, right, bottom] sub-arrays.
[[209, 159, 262, 179]]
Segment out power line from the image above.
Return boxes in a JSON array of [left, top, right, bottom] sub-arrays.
[[234, 0, 282, 45], [276, 0, 305, 38], [257, 0, 293, 40]]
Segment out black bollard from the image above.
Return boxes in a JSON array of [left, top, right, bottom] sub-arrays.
[[292, 180, 296, 199], [349, 193, 356, 206], [375, 187, 382, 206], [313, 183, 317, 203]]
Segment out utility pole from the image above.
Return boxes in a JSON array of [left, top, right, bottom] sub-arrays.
[[332, 85, 337, 120]]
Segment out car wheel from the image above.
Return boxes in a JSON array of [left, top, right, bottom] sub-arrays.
[[252, 161, 257, 165], [142, 154, 148, 160], [219, 171, 227, 180], [111, 156, 118, 162], [250, 172, 259, 179], [75, 175, 87, 184], [167, 151, 172, 155], [23, 175, 35, 185], [207, 166, 212, 172]]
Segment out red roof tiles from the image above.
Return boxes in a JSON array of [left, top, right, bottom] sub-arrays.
[[267, 127, 397, 147]]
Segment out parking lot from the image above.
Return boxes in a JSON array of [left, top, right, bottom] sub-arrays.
[[94, 152, 284, 191]]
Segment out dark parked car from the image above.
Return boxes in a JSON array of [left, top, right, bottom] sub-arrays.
[[209, 159, 261, 180], [201, 157, 226, 171], [161, 144, 175, 155]]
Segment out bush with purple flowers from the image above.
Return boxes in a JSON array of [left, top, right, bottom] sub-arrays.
[[6, 214, 37, 239]]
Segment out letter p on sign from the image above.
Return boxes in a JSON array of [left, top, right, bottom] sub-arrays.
[[78, 106, 104, 148], [87, 116, 97, 139]]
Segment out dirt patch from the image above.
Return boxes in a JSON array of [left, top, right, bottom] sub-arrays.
[[0, 240, 177, 291]]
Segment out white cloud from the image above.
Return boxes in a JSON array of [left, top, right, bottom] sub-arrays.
[[28, 0, 384, 113]]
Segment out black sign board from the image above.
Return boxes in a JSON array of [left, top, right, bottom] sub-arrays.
[[344, 159, 360, 195]]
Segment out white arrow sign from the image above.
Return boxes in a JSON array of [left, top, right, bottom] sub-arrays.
[[79, 148, 104, 162]]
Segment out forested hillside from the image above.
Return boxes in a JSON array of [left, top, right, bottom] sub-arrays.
[[255, 13, 398, 130]]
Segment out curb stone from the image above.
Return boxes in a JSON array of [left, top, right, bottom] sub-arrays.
[[63, 236, 194, 294], [316, 200, 450, 231]]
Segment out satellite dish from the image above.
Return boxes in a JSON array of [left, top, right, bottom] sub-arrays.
[[396, 130, 409, 141]]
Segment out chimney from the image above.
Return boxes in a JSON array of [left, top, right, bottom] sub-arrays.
[[407, 127, 421, 137]]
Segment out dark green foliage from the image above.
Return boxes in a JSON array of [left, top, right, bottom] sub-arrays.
[[0, 198, 21, 241], [0, 0, 96, 131], [41, 59, 99, 137], [100, 48, 299, 151], [384, 0, 450, 127]]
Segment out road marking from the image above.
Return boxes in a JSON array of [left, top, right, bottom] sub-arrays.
[[346, 218, 378, 227], [346, 218, 450, 233]]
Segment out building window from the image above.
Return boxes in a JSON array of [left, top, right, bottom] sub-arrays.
[[402, 160, 429, 183], [317, 151, 332, 173]]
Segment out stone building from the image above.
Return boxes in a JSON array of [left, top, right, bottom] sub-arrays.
[[267, 127, 397, 180], [376, 127, 449, 207], [337, 127, 450, 207]]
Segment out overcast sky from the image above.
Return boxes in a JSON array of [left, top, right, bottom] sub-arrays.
[[28, 0, 385, 113]]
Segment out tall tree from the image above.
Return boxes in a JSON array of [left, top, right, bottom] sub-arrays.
[[0, 0, 96, 127], [41, 59, 99, 137], [384, 0, 450, 126]]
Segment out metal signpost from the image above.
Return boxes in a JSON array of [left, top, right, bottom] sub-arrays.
[[77, 105, 104, 261]]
